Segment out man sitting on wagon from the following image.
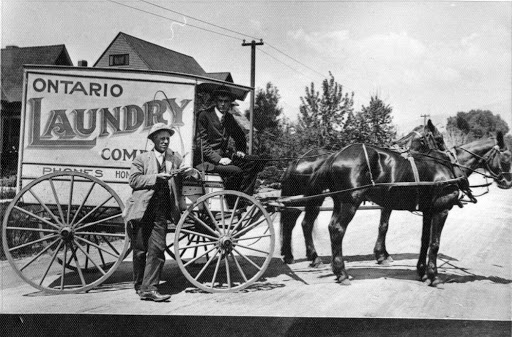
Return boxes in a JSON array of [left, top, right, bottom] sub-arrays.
[[194, 85, 264, 207], [123, 123, 197, 302]]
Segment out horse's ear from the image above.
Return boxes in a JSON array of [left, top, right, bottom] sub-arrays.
[[497, 131, 505, 149], [426, 119, 436, 133]]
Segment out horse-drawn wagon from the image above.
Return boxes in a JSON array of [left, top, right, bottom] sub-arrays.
[[3, 65, 511, 295], [2, 65, 275, 294]]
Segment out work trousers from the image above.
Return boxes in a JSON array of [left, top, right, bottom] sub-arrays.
[[130, 188, 172, 292]]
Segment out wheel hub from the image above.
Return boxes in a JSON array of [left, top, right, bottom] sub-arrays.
[[219, 236, 234, 254], [59, 227, 74, 242]]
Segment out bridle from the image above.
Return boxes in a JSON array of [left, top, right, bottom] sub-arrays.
[[454, 142, 508, 181]]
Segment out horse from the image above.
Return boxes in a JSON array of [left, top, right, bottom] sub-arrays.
[[280, 120, 446, 267], [302, 131, 511, 286]]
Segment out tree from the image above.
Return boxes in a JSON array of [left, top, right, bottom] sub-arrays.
[[446, 110, 509, 143], [245, 82, 283, 154], [350, 95, 396, 146], [297, 72, 354, 150]]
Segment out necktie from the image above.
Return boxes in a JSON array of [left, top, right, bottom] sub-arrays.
[[220, 113, 225, 126], [159, 156, 166, 173]]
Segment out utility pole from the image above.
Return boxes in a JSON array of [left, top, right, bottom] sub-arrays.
[[420, 114, 430, 126], [242, 39, 264, 154]]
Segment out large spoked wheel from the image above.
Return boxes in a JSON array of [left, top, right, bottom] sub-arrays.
[[2, 172, 129, 294], [174, 190, 275, 293]]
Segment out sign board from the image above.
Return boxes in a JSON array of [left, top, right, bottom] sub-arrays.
[[18, 67, 208, 203]]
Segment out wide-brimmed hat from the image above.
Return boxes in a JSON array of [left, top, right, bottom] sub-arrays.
[[212, 85, 236, 101], [147, 123, 175, 140]]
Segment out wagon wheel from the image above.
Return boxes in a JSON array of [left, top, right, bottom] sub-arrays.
[[174, 190, 275, 293], [2, 171, 129, 294]]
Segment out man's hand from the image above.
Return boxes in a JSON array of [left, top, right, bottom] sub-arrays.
[[234, 151, 246, 159], [219, 157, 232, 165], [156, 172, 172, 180]]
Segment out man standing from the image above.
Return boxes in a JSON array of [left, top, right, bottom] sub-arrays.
[[194, 86, 263, 206], [124, 123, 195, 302]]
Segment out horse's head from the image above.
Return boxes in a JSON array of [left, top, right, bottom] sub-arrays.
[[487, 131, 512, 189], [394, 120, 447, 153]]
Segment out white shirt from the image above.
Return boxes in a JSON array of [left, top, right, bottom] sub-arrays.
[[154, 150, 166, 170], [215, 107, 225, 123]]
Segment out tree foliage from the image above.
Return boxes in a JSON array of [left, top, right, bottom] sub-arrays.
[[350, 95, 396, 146], [446, 110, 509, 143], [297, 72, 354, 150]]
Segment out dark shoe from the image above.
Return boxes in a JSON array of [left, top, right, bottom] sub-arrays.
[[139, 290, 171, 302]]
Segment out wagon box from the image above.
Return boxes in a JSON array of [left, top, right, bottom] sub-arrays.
[[4, 65, 278, 294]]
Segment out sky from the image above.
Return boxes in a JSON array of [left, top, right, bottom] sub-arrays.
[[1, 0, 511, 135]]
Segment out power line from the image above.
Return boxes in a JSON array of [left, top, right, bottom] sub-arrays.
[[138, 0, 260, 41], [107, 0, 241, 41], [133, 0, 327, 80], [257, 47, 316, 80]]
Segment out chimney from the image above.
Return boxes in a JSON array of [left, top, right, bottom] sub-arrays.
[[77, 60, 88, 67]]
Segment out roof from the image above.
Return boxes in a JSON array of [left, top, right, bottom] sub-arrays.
[[1, 44, 73, 102], [206, 72, 233, 83], [94, 32, 207, 76]]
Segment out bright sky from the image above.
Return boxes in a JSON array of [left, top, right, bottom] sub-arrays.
[[2, 0, 511, 134]]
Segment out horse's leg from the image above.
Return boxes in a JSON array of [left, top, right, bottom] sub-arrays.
[[374, 208, 394, 265], [425, 209, 449, 286], [301, 198, 324, 267], [280, 208, 302, 264], [417, 211, 432, 281], [329, 200, 359, 285]]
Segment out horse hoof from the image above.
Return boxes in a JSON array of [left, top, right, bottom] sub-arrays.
[[431, 278, 441, 287], [420, 274, 428, 282], [283, 257, 294, 264], [379, 259, 391, 267], [338, 278, 351, 286], [309, 258, 324, 268], [386, 256, 394, 263], [423, 278, 432, 286]]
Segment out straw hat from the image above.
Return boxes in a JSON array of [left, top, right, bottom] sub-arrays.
[[147, 123, 175, 139]]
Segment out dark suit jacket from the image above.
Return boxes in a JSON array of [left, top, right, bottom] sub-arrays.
[[195, 106, 247, 166]]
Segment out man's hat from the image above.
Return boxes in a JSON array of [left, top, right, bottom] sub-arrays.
[[147, 123, 175, 140], [212, 85, 236, 101]]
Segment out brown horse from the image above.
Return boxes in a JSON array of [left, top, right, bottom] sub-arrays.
[[280, 120, 445, 267], [301, 131, 511, 286]]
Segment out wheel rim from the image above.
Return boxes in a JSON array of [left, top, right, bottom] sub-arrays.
[[174, 190, 275, 293], [2, 172, 129, 294]]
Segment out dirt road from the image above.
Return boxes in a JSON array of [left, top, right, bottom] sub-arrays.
[[1, 182, 510, 321]]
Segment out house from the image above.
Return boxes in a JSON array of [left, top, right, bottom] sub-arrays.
[[1, 44, 73, 174], [93, 32, 234, 83]]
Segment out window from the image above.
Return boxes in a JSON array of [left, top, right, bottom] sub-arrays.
[[109, 54, 129, 66]]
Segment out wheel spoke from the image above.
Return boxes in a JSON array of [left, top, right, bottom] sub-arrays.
[[6, 226, 58, 234], [67, 175, 75, 224], [93, 235, 107, 268], [201, 202, 223, 234], [9, 233, 59, 252], [13, 206, 60, 230], [234, 243, 270, 255], [60, 244, 68, 290], [183, 245, 218, 268], [179, 228, 218, 241], [230, 251, 248, 282], [74, 213, 122, 231], [219, 195, 227, 235], [210, 254, 223, 288], [49, 178, 66, 224], [75, 240, 107, 275], [225, 256, 231, 289], [178, 234, 195, 258], [27, 189, 63, 226], [70, 182, 96, 226], [74, 236, 119, 259], [187, 212, 220, 237], [19, 238, 60, 272], [232, 247, 262, 271], [71, 243, 87, 287], [39, 240, 63, 286], [235, 234, 272, 242], [104, 236, 122, 256], [73, 195, 114, 228], [232, 216, 267, 239], [177, 240, 216, 250], [193, 249, 220, 281], [75, 231, 125, 238]]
